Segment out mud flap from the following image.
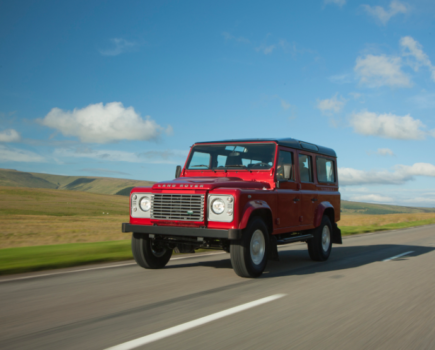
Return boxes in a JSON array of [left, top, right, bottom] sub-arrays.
[[331, 223, 343, 244], [268, 235, 280, 261]]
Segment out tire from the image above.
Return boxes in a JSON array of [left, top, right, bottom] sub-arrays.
[[307, 216, 332, 261], [131, 233, 173, 269], [230, 217, 269, 278]]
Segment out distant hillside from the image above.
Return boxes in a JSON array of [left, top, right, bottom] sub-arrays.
[[1, 168, 434, 215], [341, 200, 435, 215], [0, 169, 154, 196]]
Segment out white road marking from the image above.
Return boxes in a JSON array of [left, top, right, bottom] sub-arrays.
[[104, 294, 286, 350], [383, 251, 414, 262], [0, 252, 226, 283]]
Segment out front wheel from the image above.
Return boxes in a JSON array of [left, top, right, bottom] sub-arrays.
[[307, 216, 332, 261], [230, 217, 269, 278], [132, 233, 173, 269]]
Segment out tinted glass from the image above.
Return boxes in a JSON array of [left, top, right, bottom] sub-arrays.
[[299, 154, 313, 182], [276, 150, 294, 181], [316, 157, 335, 183], [186, 143, 276, 170]]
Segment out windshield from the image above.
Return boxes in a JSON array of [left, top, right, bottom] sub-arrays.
[[186, 143, 276, 170]]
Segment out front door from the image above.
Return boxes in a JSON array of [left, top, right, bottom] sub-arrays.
[[276, 148, 301, 232]]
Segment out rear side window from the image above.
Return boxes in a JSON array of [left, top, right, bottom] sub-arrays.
[[298, 154, 313, 183], [316, 157, 336, 183], [276, 150, 294, 181]]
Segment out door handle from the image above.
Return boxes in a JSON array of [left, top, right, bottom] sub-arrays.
[[293, 198, 300, 202], [312, 198, 318, 202]]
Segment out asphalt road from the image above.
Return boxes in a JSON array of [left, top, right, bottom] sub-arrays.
[[1, 225, 435, 350]]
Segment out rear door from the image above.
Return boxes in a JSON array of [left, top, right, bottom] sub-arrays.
[[297, 151, 318, 228]]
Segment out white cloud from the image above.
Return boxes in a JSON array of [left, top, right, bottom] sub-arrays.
[[222, 32, 250, 44], [99, 38, 138, 56], [362, 0, 408, 25], [349, 194, 394, 203], [0, 129, 20, 142], [355, 54, 411, 88], [255, 44, 276, 55], [40, 102, 172, 144], [81, 168, 130, 176], [317, 94, 346, 115], [339, 162, 435, 186], [280, 99, 291, 110], [54, 147, 186, 164], [0, 145, 45, 163], [324, 0, 346, 7], [400, 36, 435, 81], [349, 110, 429, 139], [376, 148, 394, 156]]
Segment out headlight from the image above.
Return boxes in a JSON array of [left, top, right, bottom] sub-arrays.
[[211, 198, 225, 214], [139, 196, 151, 211]]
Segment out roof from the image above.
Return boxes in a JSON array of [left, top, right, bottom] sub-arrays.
[[194, 138, 337, 157]]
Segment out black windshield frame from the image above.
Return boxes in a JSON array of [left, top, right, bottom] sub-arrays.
[[186, 143, 277, 171]]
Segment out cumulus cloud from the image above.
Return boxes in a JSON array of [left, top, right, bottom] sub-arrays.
[[99, 38, 138, 56], [349, 110, 429, 140], [280, 99, 291, 110], [0, 129, 20, 142], [0, 145, 45, 162], [400, 36, 435, 81], [40, 102, 172, 144], [362, 0, 408, 25], [355, 54, 411, 88], [376, 148, 395, 156], [324, 0, 346, 7], [317, 94, 346, 115], [339, 162, 435, 186]]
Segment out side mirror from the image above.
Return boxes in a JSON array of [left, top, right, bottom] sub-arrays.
[[175, 165, 182, 178], [283, 164, 291, 180]]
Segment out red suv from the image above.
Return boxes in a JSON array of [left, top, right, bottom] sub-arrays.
[[122, 138, 341, 278]]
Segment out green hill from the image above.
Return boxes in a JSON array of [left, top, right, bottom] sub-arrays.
[[341, 200, 435, 215], [0, 168, 154, 196]]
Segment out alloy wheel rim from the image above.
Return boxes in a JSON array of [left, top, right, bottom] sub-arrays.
[[321, 225, 331, 252], [250, 229, 265, 265]]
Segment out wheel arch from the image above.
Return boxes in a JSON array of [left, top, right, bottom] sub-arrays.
[[239, 200, 273, 234]]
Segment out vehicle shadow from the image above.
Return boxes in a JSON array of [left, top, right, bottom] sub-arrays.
[[167, 244, 435, 278]]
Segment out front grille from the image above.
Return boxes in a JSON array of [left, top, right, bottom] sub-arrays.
[[151, 194, 205, 221]]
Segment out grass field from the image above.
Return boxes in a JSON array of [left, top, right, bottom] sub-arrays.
[[1, 185, 435, 275]]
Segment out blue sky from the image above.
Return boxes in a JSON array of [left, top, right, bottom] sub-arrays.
[[1, 0, 435, 206]]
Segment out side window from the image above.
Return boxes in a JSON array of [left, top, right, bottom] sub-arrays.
[[298, 154, 313, 183], [316, 157, 336, 183], [188, 151, 211, 169], [276, 150, 294, 181], [217, 155, 227, 168]]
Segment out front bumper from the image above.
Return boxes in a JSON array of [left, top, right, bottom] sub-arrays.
[[122, 223, 242, 240]]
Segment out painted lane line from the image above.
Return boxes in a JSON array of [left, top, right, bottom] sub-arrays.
[[105, 294, 286, 350], [383, 251, 414, 262], [0, 252, 227, 283]]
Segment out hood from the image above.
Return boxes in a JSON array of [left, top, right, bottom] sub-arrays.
[[152, 176, 270, 190]]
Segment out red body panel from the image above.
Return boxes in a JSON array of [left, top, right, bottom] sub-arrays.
[[129, 141, 340, 235]]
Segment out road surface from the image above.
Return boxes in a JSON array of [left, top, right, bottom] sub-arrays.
[[1, 225, 435, 349]]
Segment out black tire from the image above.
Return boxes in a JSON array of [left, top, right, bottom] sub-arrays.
[[131, 233, 173, 269], [307, 216, 332, 261], [230, 217, 269, 278]]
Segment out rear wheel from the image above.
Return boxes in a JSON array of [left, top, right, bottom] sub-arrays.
[[307, 216, 332, 261], [230, 217, 269, 278], [132, 233, 173, 269]]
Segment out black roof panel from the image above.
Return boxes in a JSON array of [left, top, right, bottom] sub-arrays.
[[194, 138, 336, 157]]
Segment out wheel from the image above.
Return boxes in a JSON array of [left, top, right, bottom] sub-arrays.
[[230, 217, 269, 278], [131, 233, 173, 269], [307, 216, 332, 261]]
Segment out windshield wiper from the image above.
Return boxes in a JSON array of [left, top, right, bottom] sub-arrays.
[[224, 165, 247, 168], [190, 165, 209, 168]]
